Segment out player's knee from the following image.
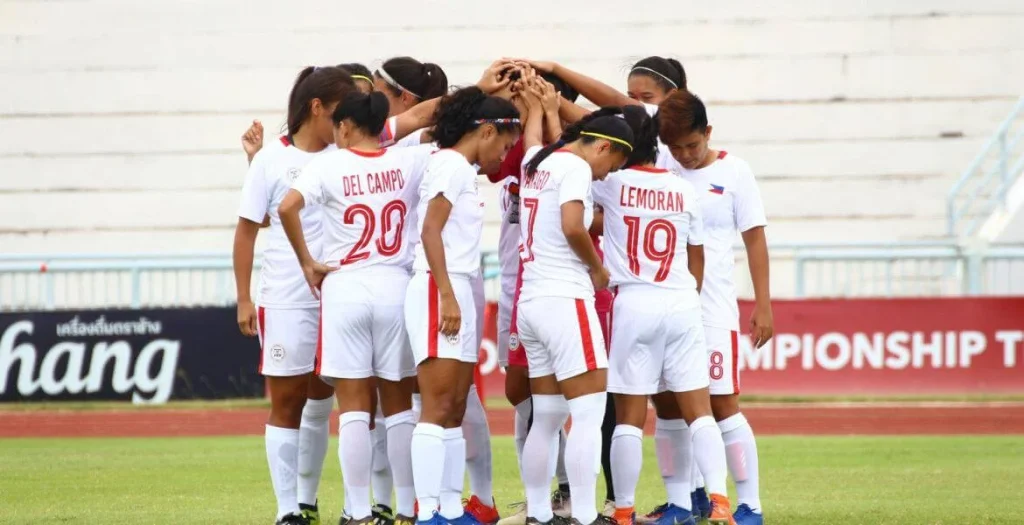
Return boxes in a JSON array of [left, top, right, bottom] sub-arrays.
[[710, 394, 741, 421], [505, 372, 530, 406]]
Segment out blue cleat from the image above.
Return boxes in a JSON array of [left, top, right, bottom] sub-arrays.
[[650, 504, 696, 525], [731, 505, 762, 525], [690, 489, 711, 522], [447, 512, 484, 525], [418, 513, 452, 525]]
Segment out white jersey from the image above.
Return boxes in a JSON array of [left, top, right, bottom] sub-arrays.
[[498, 176, 522, 280], [592, 166, 704, 302], [412, 149, 485, 276], [518, 146, 595, 301], [292, 145, 433, 272], [238, 140, 335, 309], [677, 151, 767, 330], [379, 116, 427, 148]]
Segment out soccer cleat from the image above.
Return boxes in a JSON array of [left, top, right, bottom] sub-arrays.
[[635, 503, 668, 524], [417, 512, 451, 525], [339, 512, 353, 525], [731, 505, 762, 525], [611, 507, 635, 525], [650, 504, 696, 525], [551, 489, 572, 519], [465, 496, 501, 525], [526, 516, 571, 525], [300, 502, 321, 525], [374, 504, 397, 525], [570, 516, 618, 525], [706, 495, 735, 525], [691, 489, 711, 522], [394, 515, 417, 525], [601, 501, 616, 518], [448, 511, 484, 525], [496, 502, 526, 525], [276, 512, 311, 525]]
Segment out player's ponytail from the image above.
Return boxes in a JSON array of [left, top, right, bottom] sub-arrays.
[[332, 91, 390, 136], [377, 56, 449, 100], [432, 86, 520, 149], [621, 105, 660, 168], [524, 107, 635, 179], [629, 56, 687, 92], [287, 66, 356, 135]]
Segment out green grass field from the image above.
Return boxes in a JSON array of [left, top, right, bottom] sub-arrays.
[[2, 435, 1022, 525]]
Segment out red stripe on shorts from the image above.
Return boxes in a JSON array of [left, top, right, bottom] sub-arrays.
[[575, 299, 597, 370], [257, 306, 266, 374], [315, 303, 323, 375], [731, 330, 740, 394], [428, 274, 439, 358]]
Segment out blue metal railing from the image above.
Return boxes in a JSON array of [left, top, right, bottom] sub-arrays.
[[947, 97, 1024, 238]]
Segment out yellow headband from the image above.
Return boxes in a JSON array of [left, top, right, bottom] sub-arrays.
[[580, 131, 633, 152], [351, 75, 373, 85]]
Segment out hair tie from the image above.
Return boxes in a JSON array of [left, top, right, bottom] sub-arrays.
[[473, 118, 521, 125], [351, 75, 373, 84], [580, 131, 633, 152], [376, 68, 422, 99], [629, 66, 678, 89]]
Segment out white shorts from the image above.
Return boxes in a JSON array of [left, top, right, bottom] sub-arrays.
[[516, 296, 607, 381], [496, 273, 516, 367], [405, 272, 479, 365], [607, 286, 708, 395], [317, 269, 416, 382], [705, 325, 740, 395], [257, 305, 319, 377]]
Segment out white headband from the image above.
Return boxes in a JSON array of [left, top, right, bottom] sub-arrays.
[[375, 68, 422, 99], [630, 66, 679, 89]]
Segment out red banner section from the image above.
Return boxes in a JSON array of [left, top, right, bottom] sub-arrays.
[[476, 297, 1024, 397]]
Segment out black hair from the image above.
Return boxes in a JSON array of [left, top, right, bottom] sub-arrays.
[[378, 56, 449, 100], [658, 90, 709, 145], [629, 56, 687, 92], [287, 66, 355, 136], [432, 86, 520, 149], [337, 63, 373, 80], [332, 91, 390, 136], [621, 105, 659, 168], [541, 72, 580, 103], [524, 107, 635, 178]]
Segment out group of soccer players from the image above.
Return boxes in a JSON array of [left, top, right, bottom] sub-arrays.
[[233, 55, 774, 525]]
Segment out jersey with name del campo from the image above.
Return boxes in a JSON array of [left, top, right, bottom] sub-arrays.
[[412, 149, 485, 276], [518, 146, 595, 301], [592, 166, 704, 299], [292, 145, 433, 272], [677, 151, 767, 330], [238, 141, 335, 308]]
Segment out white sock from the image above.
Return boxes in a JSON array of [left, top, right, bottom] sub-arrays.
[[266, 425, 301, 520], [566, 392, 607, 525], [386, 410, 417, 518], [654, 418, 692, 510], [719, 413, 761, 513], [298, 397, 333, 507], [513, 398, 532, 477], [412, 393, 423, 423], [556, 427, 569, 487], [692, 460, 705, 491], [689, 416, 728, 497], [464, 385, 493, 505], [412, 423, 445, 520], [440, 427, 467, 519], [371, 410, 394, 508], [610, 425, 643, 509], [339, 411, 373, 519], [524, 395, 570, 521]]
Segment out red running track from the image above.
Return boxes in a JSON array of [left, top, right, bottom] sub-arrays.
[[2, 403, 1024, 438]]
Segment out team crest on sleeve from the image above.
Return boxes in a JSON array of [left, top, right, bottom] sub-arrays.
[[270, 344, 286, 361], [445, 333, 460, 345], [286, 168, 301, 182], [509, 333, 520, 350]]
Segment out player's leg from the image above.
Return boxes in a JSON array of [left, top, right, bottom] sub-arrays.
[[707, 329, 761, 525], [298, 373, 334, 525], [371, 398, 396, 524], [463, 271, 499, 524], [259, 307, 318, 524], [594, 292, 616, 518]]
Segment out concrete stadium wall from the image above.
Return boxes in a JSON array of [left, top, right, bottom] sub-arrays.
[[1, 0, 1022, 296]]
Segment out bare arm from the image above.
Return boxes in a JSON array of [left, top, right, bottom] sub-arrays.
[[742, 226, 773, 347], [562, 201, 607, 291], [421, 195, 462, 335], [589, 206, 604, 237], [392, 97, 441, 143], [232, 218, 261, 336], [557, 99, 593, 126], [546, 62, 640, 108], [687, 244, 704, 293], [278, 190, 312, 266]]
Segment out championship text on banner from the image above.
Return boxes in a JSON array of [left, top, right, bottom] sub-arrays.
[[0, 308, 264, 403], [477, 297, 1024, 396]]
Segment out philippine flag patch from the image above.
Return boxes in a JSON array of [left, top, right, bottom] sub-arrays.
[[709, 184, 725, 195]]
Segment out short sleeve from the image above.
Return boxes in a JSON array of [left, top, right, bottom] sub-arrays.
[[558, 162, 591, 206], [732, 159, 768, 232], [238, 152, 270, 223], [378, 116, 399, 147], [590, 177, 615, 207], [424, 157, 471, 205], [521, 145, 544, 172], [687, 189, 705, 246], [402, 144, 436, 192], [292, 157, 326, 206], [643, 102, 660, 118]]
